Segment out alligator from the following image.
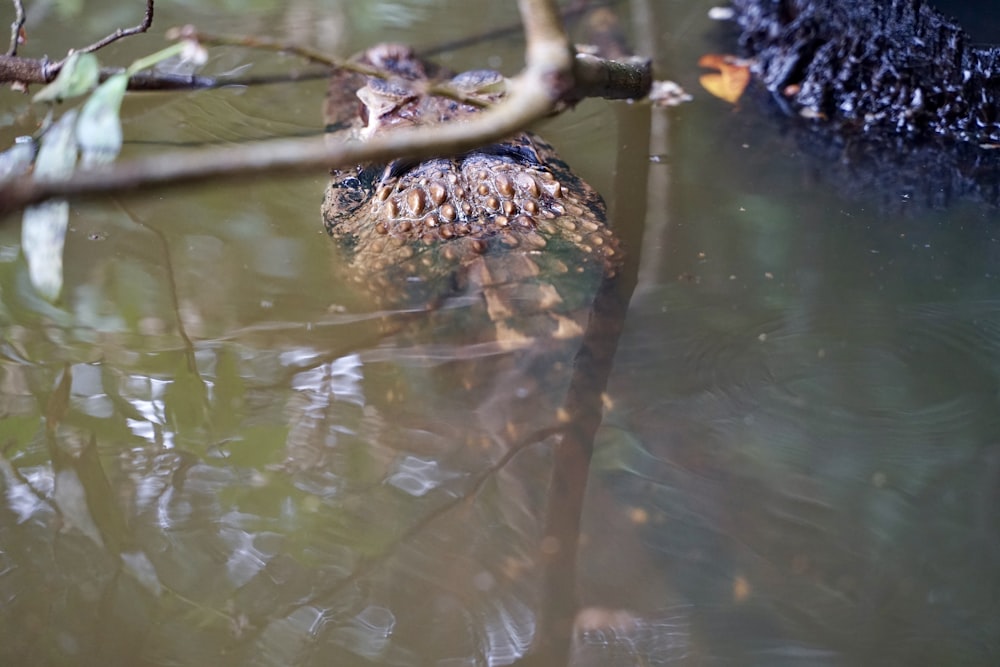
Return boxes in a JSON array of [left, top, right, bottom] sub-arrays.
[[311, 46, 628, 662], [318, 41, 628, 460], [725, 0, 1000, 208]]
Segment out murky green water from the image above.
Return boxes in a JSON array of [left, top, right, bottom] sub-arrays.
[[1, 1, 998, 665]]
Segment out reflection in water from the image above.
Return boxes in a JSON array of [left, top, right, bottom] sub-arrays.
[[328, 605, 397, 660], [571, 606, 692, 666]]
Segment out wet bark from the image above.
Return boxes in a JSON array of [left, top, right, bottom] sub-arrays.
[[729, 0, 1000, 209], [732, 0, 1000, 145]]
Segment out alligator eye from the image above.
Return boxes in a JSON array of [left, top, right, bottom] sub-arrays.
[[357, 164, 385, 190], [330, 167, 366, 191]]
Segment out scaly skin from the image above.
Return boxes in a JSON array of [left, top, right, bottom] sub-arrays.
[[321, 44, 619, 347]]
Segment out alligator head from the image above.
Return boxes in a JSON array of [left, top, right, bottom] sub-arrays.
[[321, 44, 620, 336]]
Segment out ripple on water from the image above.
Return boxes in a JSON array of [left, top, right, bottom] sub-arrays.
[[606, 292, 1000, 589], [899, 299, 1000, 369], [630, 296, 1000, 461]]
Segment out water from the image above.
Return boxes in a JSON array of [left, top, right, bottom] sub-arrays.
[[1, 1, 999, 665]]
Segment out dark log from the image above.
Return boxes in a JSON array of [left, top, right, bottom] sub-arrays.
[[726, 0, 1000, 209], [731, 0, 1000, 145]]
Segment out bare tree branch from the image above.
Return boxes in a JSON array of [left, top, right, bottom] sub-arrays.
[[3, 1, 155, 83], [178, 26, 506, 109], [0, 0, 650, 218], [169, 24, 339, 69], [0, 53, 223, 89], [0, 1, 641, 95], [59, 0, 154, 61], [0, 51, 37, 81], [6, 0, 24, 57], [571, 51, 650, 102]]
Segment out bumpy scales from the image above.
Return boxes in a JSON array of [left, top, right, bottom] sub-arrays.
[[322, 44, 619, 322]]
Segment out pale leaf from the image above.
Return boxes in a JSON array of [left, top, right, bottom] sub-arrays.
[[22, 111, 78, 301], [76, 73, 127, 166], [0, 137, 36, 180]]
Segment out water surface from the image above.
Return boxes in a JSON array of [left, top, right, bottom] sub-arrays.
[[1, 1, 998, 665]]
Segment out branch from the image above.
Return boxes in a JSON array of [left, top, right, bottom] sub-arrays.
[[7, 0, 24, 57], [169, 25, 339, 69], [0, 53, 224, 89], [60, 0, 154, 60], [0, 2, 645, 96], [571, 52, 651, 102], [0, 0, 652, 218], [175, 25, 494, 108], [3, 1, 155, 83]]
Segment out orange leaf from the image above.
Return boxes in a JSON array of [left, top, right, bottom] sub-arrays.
[[698, 53, 750, 104]]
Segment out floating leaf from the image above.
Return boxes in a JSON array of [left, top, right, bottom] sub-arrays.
[[22, 111, 78, 301], [76, 73, 127, 166], [0, 137, 36, 180], [33, 51, 100, 103], [698, 53, 751, 104]]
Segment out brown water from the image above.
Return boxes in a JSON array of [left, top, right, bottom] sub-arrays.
[[1, 1, 999, 665]]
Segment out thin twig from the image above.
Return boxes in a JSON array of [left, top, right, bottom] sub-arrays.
[[45, 0, 154, 77], [74, 0, 154, 56], [174, 25, 494, 108], [6, 0, 24, 57], [170, 25, 341, 69]]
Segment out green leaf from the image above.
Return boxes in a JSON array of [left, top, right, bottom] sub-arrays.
[[76, 73, 127, 166], [33, 111, 78, 179], [33, 52, 101, 103], [22, 110, 78, 301]]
